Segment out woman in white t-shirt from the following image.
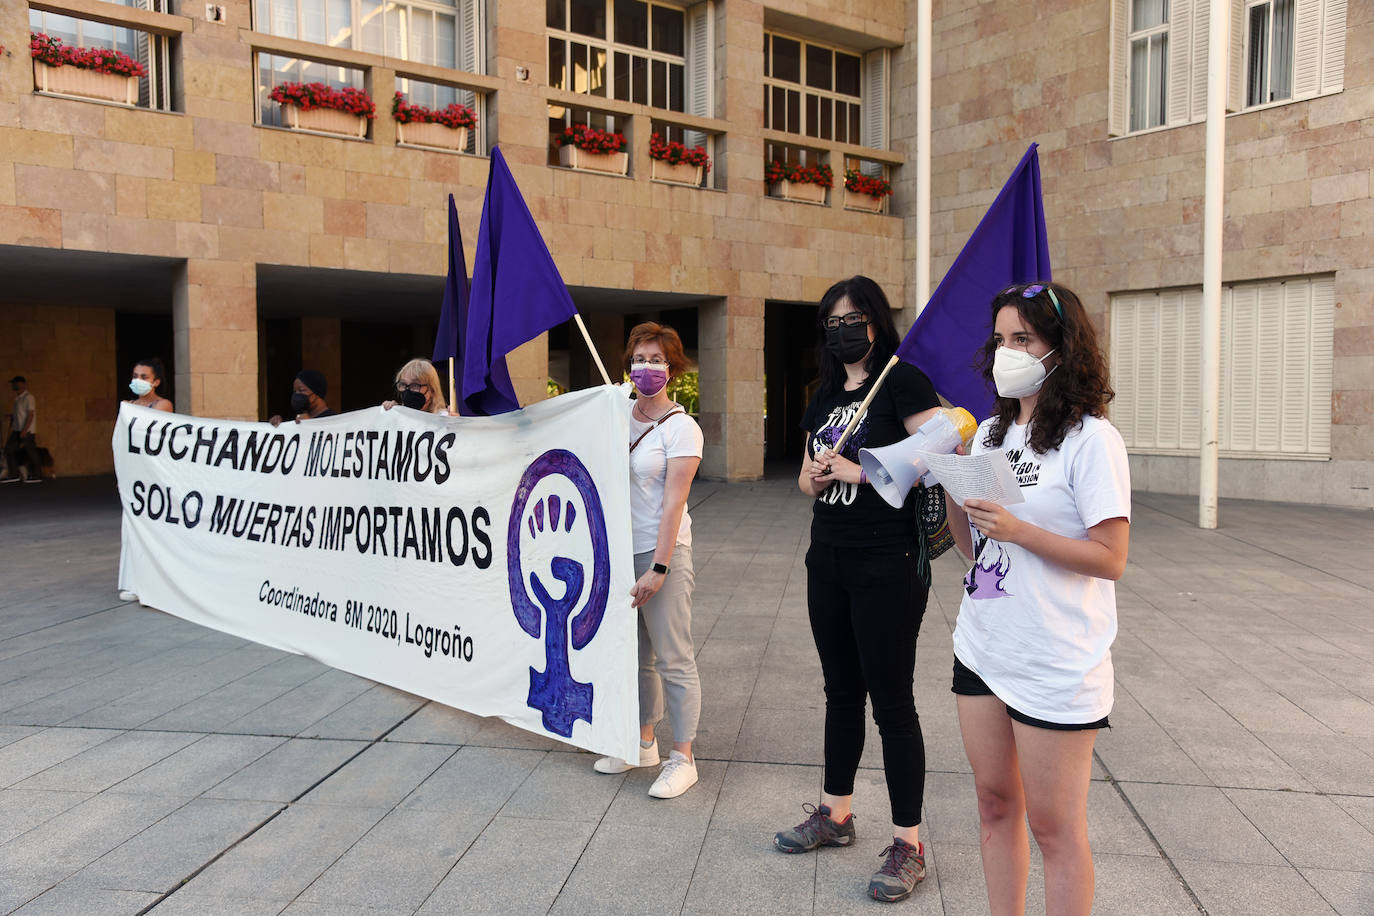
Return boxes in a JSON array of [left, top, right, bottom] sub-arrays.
[[591, 322, 705, 800], [945, 283, 1131, 916]]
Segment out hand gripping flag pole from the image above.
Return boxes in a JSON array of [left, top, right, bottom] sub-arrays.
[[827, 143, 1052, 454]]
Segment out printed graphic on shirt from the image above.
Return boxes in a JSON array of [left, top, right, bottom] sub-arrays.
[[964, 529, 1013, 600], [1004, 447, 1041, 487], [810, 401, 870, 507]]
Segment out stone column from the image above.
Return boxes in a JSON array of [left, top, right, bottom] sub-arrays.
[[173, 258, 258, 418], [697, 294, 764, 480]]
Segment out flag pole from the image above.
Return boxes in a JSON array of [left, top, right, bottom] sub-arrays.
[[448, 357, 457, 414], [573, 313, 613, 386], [831, 355, 900, 454]]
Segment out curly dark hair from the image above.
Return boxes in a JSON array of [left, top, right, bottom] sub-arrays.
[[814, 276, 900, 397], [133, 357, 167, 390], [978, 282, 1114, 455]]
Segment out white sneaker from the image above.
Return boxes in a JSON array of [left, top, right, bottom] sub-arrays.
[[648, 750, 698, 799], [594, 739, 660, 774]]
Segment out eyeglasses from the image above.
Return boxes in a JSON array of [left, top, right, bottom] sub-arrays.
[[396, 381, 428, 393], [630, 357, 669, 368], [822, 311, 870, 331], [1020, 283, 1063, 319]]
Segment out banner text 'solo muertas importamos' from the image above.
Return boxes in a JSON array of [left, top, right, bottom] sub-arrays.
[[113, 387, 638, 761]]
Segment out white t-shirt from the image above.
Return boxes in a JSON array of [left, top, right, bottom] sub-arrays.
[[952, 414, 1131, 724], [626, 394, 704, 554], [12, 391, 35, 436]]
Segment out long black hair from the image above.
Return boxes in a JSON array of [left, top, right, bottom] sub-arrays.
[[815, 276, 900, 397], [978, 282, 1114, 455]]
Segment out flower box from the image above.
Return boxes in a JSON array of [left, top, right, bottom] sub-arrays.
[[652, 159, 704, 186], [33, 61, 137, 105], [397, 121, 469, 151], [558, 144, 629, 175], [772, 179, 827, 204], [844, 189, 886, 213], [283, 103, 368, 137]]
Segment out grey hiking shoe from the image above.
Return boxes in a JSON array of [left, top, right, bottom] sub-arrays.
[[868, 837, 926, 902], [773, 803, 856, 853]]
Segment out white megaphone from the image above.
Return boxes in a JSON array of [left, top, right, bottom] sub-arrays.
[[859, 407, 978, 508]]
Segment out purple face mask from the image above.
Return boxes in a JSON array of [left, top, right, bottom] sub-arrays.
[[630, 366, 669, 397]]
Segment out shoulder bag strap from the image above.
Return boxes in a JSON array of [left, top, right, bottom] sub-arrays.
[[629, 406, 686, 454]]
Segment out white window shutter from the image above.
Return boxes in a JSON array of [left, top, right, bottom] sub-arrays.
[[1157, 291, 1182, 448], [1321, 0, 1346, 92], [684, 1, 713, 149], [1168, 0, 1192, 124], [1280, 281, 1312, 451], [1293, 0, 1324, 98], [1189, 0, 1210, 121], [1109, 294, 1138, 446], [862, 48, 888, 150], [1180, 288, 1202, 449], [458, 0, 481, 74], [1137, 298, 1160, 446], [1306, 276, 1335, 454], [1109, 0, 1130, 135], [1227, 0, 1246, 111], [1253, 281, 1285, 450]]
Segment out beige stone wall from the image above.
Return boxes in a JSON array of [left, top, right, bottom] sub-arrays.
[[0, 0, 907, 480], [904, 0, 1373, 507], [0, 305, 117, 477]]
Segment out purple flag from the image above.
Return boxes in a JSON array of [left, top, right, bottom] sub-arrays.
[[461, 147, 579, 415], [432, 194, 468, 370], [897, 143, 1051, 420]]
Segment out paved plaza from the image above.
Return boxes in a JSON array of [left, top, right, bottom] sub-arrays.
[[1, 475, 1372, 915]]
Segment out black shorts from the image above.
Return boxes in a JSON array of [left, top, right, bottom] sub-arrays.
[[951, 656, 1109, 731]]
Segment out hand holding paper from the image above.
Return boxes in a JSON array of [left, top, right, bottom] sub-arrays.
[[913, 449, 1024, 507]]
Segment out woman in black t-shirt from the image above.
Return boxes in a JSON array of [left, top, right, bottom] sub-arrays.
[[773, 276, 941, 904]]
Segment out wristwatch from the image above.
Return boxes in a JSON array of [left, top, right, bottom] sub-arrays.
[[651, 562, 669, 575]]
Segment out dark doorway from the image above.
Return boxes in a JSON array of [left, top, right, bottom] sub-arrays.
[[261, 317, 303, 421], [765, 301, 819, 463], [115, 312, 175, 406], [340, 321, 429, 411]]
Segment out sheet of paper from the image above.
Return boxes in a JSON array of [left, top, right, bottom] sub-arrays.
[[914, 449, 1025, 506]]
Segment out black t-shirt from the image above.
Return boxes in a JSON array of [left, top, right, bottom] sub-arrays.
[[801, 361, 940, 545], [315, 408, 337, 418]]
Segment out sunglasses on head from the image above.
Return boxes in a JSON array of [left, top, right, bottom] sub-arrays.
[[1019, 283, 1063, 319]]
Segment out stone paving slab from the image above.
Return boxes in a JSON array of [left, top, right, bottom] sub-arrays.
[[0, 477, 1371, 913]]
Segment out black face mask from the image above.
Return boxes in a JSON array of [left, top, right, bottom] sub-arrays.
[[290, 392, 311, 415], [825, 323, 873, 365], [399, 389, 428, 411]]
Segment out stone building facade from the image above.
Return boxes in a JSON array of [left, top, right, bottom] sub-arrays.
[[1, 0, 1369, 505]]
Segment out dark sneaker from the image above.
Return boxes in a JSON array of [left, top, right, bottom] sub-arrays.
[[868, 837, 926, 902], [773, 803, 856, 853]]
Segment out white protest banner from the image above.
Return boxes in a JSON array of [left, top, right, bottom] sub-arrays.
[[113, 386, 639, 761]]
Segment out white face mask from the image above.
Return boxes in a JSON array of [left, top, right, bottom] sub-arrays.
[[992, 347, 1056, 398], [129, 378, 154, 396]]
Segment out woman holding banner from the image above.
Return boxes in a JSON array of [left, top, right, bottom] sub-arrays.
[[383, 358, 448, 414], [126, 358, 174, 413], [591, 322, 704, 800], [945, 282, 1130, 916], [775, 276, 940, 903]]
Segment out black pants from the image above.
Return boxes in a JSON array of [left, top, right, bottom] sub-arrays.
[[806, 539, 928, 827], [4, 433, 39, 478]]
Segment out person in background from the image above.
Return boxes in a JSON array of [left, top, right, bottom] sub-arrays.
[[591, 322, 704, 800], [127, 358, 174, 413], [945, 282, 1130, 916], [382, 358, 448, 414], [775, 275, 941, 903], [3, 376, 41, 484], [270, 369, 335, 426]]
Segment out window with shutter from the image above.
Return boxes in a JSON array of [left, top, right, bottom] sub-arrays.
[[1110, 276, 1332, 457], [683, 1, 713, 149], [762, 30, 873, 148], [253, 0, 483, 72]]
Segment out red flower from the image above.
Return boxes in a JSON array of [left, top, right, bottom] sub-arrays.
[[269, 81, 376, 119], [765, 159, 833, 189], [30, 32, 146, 78], [648, 133, 711, 171], [391, 92, 477, 129], [844, 168, 893, 198], [556, 123, 627, 153]]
